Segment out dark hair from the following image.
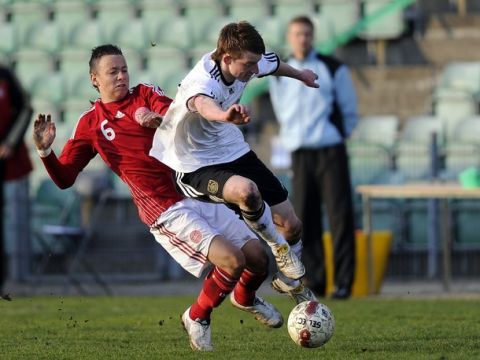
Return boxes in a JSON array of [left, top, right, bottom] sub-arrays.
[[89, 44, 123, 74], [211, 21, 265, 62], [288, 16, 315, 31]]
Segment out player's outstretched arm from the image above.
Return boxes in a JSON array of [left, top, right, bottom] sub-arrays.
[[274, 62, 319, 88], [190, 95, 251, 125], [33, 113, 56, 153]]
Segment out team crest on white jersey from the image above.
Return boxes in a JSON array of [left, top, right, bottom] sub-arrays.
[[207, 180, 219, 194]]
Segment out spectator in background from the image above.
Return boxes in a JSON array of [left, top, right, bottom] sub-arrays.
[[269, 16, 358, 299], [0, 64, 33, 296]]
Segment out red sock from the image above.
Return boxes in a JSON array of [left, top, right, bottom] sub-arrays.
[[190, 267, 239, 321], [233, 268, 267, 307]]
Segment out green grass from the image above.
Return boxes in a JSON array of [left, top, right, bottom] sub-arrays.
[[1, 295, 479, 359]]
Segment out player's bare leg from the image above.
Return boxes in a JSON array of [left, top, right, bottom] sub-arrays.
[[271, 200, 318, 304], [182, 235, 245, 351], [223, 175, 305, 280], [230, 239, 283, 328]]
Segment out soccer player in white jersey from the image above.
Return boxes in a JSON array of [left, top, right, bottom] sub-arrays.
[[150, 21, 318, 304], [33, 44, 283, 352]]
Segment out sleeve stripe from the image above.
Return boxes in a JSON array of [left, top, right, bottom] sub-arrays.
[[209, 66, 221, 80], [142, 83, 166, 96], [258, 53, 280, 78]]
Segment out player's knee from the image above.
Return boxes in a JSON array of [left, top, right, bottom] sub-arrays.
[[238, 182, 262, 210], [244, 241, 269, 273], [283, 217, 303, 243], [223, 249, 246, 278]]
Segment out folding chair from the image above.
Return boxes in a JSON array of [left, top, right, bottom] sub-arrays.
[[32, 175, 113, 295]]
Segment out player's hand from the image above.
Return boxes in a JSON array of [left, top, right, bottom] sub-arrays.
[[301, 69, 319, 88], [224, 104, 251, 125], [0, 144, 13, 159], [137, 111, 163, 128], [33, 113, 56, 150]]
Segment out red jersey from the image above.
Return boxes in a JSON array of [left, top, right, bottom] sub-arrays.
[[0, 67, 33, 180], [41, 83, 183, 226]]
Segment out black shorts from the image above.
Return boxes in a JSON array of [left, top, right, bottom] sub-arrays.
[[175, 150, 289, 207]]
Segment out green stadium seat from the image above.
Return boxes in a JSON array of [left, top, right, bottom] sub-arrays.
[[0, 23, 18, 59], [347, 142, 392, 185], [59, 48, 91, 88], [190, 16, 235, 51], [436, 61, 480, 99], [400, 115, 446, 144], [451, 200, 480, 248], [395, 115, 445, 181], [139, 0, 181, 36], [113, 19, 152, 52], [396, 144, 433, 181], [30, 99, 61, 123], [359, 0, 405, 40], [31, 72, 67, 105], [444, 143, 480, 179], [319, 0, 359, 36], [63, 98, 95, 125], [129, 69, 162, 89], [184, 0, 226, 35], [311, 13, 336, 46], [162, 70, 190, 99], [151, 16, 194, 51], [65, 20, 107, 51], [358, 0, 405, 65], [433, 89, 477, 139], [10, 1, 50, 42], [251, 16, 286, 52], [350, 115, 399, 149], [13, 49, 55, 88], [0, 53, 10, 67], [22, 22, 64, 54], [67, 75, 100, 103], [228, 0, 271, 20], [145, 47, 189, 92], [444, 117, 480, 179], [94, 0, 137, 40], [450, 116, 480, 144], [52, 0, 93, 35], [273, 0, 314, 19]]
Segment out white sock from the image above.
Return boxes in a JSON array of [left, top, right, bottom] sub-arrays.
[[242, 202, 288, 247], [274, 241, 303, 288], [276, 272, 300, 288], [290, 240, 303, 259]]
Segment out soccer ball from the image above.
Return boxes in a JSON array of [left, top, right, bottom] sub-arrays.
[[287, 301, 335, 348]]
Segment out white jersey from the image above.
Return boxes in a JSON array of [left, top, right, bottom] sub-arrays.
[[150, 50, 280, 173]]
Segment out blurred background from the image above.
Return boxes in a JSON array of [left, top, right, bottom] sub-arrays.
[[1, 0, 480, 295]]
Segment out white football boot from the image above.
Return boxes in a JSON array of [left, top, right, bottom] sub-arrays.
[[181, 307, 213, 352], [271, 244, 305, 280], [271, 274, 318, 304], [230, 293, 283, 328]]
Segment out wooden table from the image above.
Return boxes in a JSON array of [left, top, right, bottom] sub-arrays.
[[356, 183, 480, 294]]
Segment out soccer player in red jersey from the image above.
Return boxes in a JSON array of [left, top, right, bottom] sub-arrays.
[[33, 44, 282, 352]]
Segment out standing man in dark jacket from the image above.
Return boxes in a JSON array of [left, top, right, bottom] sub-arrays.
[[269, 16, 358, 299]]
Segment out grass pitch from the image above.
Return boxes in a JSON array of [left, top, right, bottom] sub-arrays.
[[1, 295, 479, 359]]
